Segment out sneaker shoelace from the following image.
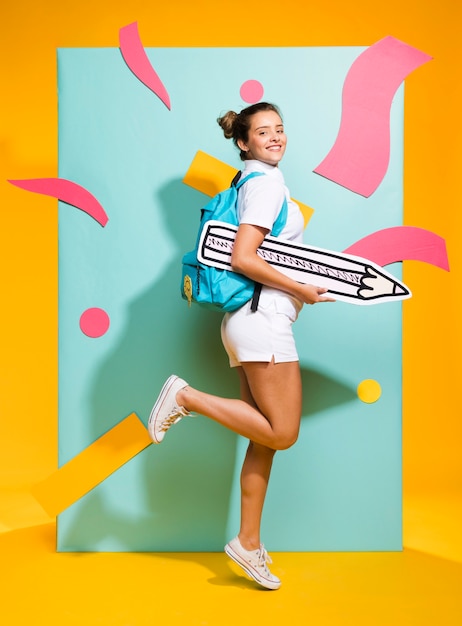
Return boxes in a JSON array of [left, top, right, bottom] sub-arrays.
[[159, 405, 190, 432], [257, 545, 273, 573]]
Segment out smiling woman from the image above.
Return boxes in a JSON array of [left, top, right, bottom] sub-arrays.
[[148, 102, 334, 590]]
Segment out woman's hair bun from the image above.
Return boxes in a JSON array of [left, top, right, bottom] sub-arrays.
[[217, 110, 238, 139]]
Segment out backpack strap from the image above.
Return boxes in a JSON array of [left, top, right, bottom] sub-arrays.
[[234, 171, 265, 189], [250, 197, 287, 311], [270, 197, 288, 237], [232, 171, 289, 312], [250, 283, 263, 312], [234, 171, 288, 235]]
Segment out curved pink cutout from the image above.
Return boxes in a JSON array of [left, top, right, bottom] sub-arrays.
[[119, 22, 171, 110], [314, 36, 432, 197], [8, 178, 108, 226], [343, 226, 449, 271]]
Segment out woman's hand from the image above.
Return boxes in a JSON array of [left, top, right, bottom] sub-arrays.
[[297, 283, 336, 305]]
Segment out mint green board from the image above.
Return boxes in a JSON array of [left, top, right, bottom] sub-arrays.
[[57, 47, 403, 551]]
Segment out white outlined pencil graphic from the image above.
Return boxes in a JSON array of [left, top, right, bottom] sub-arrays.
[[197, 220, 411, 305]]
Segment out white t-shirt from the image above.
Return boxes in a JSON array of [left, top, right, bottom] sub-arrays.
[[236, 160, 304, 320]]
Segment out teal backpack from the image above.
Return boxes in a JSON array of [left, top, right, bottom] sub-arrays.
[[181, 171, 288, 312]]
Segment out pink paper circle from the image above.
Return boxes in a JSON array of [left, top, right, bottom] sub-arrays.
[[80, 307, 110, 338], [240, 80, 264, 104]]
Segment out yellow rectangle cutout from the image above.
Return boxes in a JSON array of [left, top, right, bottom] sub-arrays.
[[31, 413, 152, 517]]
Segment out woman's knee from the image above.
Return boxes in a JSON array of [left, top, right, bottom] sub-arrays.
[[272, 427, 299, 450]]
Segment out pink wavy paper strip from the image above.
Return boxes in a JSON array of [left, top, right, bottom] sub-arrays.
[[314, 36, 432, 197], [343, 226, 449, 271], [8, 178, 109, 226], [119, 21, 171, 110]]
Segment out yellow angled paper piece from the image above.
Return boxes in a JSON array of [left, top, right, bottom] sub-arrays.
[[297, 202, 314, 227], [183, 150, 238, 197], [31, 413, 152, 517]]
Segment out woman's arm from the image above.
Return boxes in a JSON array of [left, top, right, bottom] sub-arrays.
[[231, 224, 335, 305]]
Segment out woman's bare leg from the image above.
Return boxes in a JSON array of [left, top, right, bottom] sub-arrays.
[[176, 359, 302, 550], [176, 360, 302, 450], [238, 441, 276, 550], [235, 361, 301, 550], [234, 367, 276, 550]]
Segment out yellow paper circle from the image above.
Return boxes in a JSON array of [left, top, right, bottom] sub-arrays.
[[357, 379, 382, 404]]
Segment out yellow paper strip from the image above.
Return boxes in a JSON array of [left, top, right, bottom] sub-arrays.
[[31, 413, 152, 517], [183, 150, 314, 226]]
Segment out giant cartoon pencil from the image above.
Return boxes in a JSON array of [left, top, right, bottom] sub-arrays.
[[197, 221, 411, 305]]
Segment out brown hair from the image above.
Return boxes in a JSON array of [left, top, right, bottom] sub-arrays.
[[217, 102, 282, 161]]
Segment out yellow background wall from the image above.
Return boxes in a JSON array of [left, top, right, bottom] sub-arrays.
[[1, 0, 461, 550]]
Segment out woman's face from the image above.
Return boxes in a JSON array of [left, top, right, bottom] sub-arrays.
[[238, 110, 287, 166]]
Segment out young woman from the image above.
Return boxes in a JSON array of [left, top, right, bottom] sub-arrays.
[[148, 102, 333, 590]]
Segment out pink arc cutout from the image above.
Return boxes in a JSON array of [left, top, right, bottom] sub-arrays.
[[343, 226, 449, 271], [314, 36, 432, 197], [8, 178, 108, 226], [119, 22, 171, 110]]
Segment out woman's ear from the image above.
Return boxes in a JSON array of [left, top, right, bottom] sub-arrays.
[[237, 139, 248, 153]]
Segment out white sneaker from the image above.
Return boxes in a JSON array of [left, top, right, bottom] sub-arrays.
[[148, 375, 190, 443], [224, 536, 281, 590]]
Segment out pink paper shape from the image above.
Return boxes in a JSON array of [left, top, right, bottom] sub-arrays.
[[240, 80, 264, 104], [119, 22, 171, 110], [314, 36, 432, 197], [80, 308, 110, 338], [8, 178, 108, 226], [343, 226, 449, 271]]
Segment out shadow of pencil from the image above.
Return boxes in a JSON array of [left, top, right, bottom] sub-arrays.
[[301, 367, 357, 416]]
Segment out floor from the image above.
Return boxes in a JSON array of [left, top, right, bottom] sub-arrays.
[[1, 496, 462, 626]]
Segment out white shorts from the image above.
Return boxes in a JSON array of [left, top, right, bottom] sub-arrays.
[[221, 298, 300, 368]]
